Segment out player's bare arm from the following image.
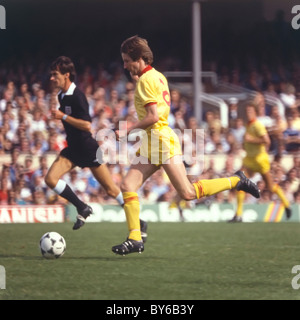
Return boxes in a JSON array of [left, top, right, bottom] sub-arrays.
[[129, 104, 159, 132], [115, 104, 159, 141], [244, 132, 270, 146]]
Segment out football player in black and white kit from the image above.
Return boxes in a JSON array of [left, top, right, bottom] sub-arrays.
[[45, 56, 147, 240]]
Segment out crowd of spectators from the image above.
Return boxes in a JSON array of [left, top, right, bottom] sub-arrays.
[[1, 58, 300, 208]]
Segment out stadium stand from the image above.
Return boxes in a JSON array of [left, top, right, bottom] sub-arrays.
[[0, 56, 300, 207]]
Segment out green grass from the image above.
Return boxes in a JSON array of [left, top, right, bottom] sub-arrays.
[[1, 222, 300, 300]]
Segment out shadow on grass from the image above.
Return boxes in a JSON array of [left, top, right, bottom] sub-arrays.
[[0, 253, 167, 262]]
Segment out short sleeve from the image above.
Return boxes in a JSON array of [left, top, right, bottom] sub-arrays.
[[255, 121, 268, 137], [138, 77, 157, 107], [75, 90, 91, 122]]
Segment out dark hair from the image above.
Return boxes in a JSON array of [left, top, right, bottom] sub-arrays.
[[121, 35, 153, 65], [50, 56, 76, 82]]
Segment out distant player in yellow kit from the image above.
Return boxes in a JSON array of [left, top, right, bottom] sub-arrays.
[[112, 36, 260, 255], [229, 102, 292, 222]]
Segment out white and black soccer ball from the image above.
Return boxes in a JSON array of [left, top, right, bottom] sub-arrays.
[[39, 232, 66, 259]]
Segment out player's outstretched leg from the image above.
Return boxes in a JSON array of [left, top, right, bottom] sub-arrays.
[[235, 171, 260, 198], [73, 205, 93, 230]]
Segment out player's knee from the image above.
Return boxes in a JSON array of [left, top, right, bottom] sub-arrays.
[[120, 180, 133, 193], [44, 174, 56, 189], [120, 183, 128, 193]]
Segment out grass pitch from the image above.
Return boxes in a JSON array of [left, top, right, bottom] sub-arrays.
[[1, 222, 300, 300]]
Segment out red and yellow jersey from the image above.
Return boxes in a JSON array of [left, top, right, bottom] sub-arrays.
[[135, 66, 170, 132], [244, 120, 268, 157], [134, 65, 182, 165]]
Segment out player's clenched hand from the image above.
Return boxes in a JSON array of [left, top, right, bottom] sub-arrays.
[[51, 109, 64, 120], [244, 133, 252, 143], [115, 129, 127, 141]]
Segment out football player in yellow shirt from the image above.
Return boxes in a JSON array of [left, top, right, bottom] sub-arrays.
[[229, 102, 292, 222], [112, 36, 260, 255]]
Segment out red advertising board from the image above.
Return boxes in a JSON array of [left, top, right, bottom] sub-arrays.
[[0, 205, 65, 223]]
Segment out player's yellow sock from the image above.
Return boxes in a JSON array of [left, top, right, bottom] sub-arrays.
[[122, 192, 142, 241], [272, 184, 290, 208], [236, 190, 245, 217], [193, 176, 240, 199]]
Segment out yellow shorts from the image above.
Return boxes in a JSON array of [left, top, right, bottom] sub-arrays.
[[137, 126, 182, 166], [242, 152, 270, 175]]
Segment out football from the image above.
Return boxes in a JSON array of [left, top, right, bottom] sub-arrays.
[[39, 232, 66, 259]]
